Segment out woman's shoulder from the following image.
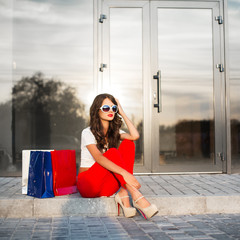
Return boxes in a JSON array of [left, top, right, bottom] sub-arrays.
[[81, 127, 96, 144], [82, 126, 91, 133], [82, 127, 94, 137]]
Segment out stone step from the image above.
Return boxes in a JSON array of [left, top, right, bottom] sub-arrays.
[[1, 193, 240, 218]]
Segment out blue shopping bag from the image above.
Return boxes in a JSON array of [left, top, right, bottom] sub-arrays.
[[27, 151, 54, 198]]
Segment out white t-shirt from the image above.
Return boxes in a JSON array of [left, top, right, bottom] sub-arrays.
[[80, 127, 125, 168]]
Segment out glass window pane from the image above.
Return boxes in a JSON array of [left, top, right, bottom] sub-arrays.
[[157, 9, 214, 166], [0, 0, 14, 176], [0, 0, 94, 176]]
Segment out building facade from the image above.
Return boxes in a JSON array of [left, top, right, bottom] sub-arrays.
[[0, 0, 239, 176]]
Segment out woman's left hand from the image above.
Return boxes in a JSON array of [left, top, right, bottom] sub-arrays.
[[122, 170, 141, 189]]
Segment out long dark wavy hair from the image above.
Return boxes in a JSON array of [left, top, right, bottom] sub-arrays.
[[90, 93, 122, 152]]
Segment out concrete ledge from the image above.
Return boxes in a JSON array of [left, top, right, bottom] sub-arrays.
[[154, 195, 240, 215], [34, 196, 117, 217], [0, 199, 33, 218], [1, 195, 240, 218], [206, 195, 240, 214], [152, 196, 206, 215]]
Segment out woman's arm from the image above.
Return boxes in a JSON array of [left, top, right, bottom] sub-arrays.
[[86, 144, 141, 189], [116, 99, 140, 141]]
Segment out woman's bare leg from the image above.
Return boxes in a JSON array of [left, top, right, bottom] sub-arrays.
[[117, 187, 131, 207], [125, 184, 150, 208], [117, 186, 149, 208]]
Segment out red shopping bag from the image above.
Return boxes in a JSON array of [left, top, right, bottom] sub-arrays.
[[51, 150, 77, 196]]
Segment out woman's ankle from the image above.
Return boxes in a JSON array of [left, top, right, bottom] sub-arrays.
[[118, 187, 128, 196], [131, 193, 151, 208], [117, 188, 131, 207]]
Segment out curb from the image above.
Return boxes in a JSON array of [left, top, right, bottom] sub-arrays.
[[1, 195, 240, 218]]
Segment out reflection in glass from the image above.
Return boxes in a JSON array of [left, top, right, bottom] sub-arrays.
[[0, 0, 94, 176], [157, 9, 214, 166], [0, 0, 14, 175], [229, 0, 240, 173], [109, 8, 143, 164]]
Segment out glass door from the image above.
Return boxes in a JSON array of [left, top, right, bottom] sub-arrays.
[[101, 0, 151, 172], [151, 1, 225, 173]]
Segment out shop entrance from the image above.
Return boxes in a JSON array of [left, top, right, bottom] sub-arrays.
[[100, 0, 225, 173]]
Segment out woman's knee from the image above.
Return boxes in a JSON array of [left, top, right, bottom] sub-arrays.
[[118, 139, 135, 159], [103, 148, 127, 169], [119, 139, 135, 151], [104, 148, 121, 161], [105, 148, 119, 155]]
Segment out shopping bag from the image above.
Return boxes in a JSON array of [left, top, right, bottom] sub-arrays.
[[22, 149, 53, 194], [27, 151, 54, 198], [51, 150, 77, 196], [42, 151, 55, 198], [22, 150, 32, 194]]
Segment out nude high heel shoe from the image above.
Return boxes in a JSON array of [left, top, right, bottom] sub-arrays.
[[115, 193, 136, 218], [133, 196, 158, 219]]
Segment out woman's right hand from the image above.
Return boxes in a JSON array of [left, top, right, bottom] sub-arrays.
[[121, 170, 141, 189]]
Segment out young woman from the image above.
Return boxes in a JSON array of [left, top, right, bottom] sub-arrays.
[[77, 93, 158, 219]]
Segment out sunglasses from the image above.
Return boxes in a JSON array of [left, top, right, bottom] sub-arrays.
[[100, 105, 118, 113]]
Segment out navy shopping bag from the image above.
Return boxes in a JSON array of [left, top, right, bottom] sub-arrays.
[[27, 151, 54, 198]]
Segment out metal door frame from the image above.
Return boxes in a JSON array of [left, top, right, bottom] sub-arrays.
[[99, 0, 152, 172], [97, 0, 228, 174], [150, 0, 226, 173]]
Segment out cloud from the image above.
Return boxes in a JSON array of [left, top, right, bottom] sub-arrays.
[[13, 0, 92, 26]]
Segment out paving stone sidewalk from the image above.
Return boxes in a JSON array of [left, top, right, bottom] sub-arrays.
[[1, 174, 240, 199], [137, 174, 240, 196], [0, 214, 240, 240]]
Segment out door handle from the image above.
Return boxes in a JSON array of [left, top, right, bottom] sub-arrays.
[[153, 70, 162, 113]]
